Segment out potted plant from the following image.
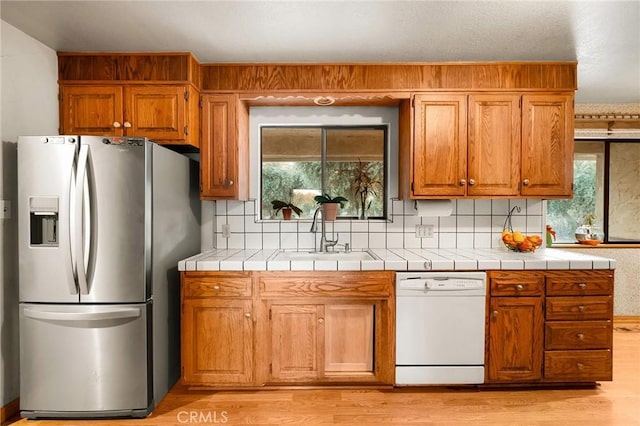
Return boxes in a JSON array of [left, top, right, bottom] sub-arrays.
[[271, 200, 302, 220], [575, 213, 603, 245], [350, 159, 383, 219], [313, 193, 348, 221]]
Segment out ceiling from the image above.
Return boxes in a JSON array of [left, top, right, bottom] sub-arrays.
[[2, 1, 639, 104]]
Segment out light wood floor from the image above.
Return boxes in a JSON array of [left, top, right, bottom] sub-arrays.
[[8, 325, 640, 426]]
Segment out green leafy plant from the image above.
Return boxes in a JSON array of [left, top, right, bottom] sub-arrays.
[[313, 193, 348, 208], [271, 200, 302, 217]]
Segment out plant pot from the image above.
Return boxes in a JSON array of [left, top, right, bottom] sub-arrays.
[[321, 203, 339, 221], [281, 207, 293, 220]]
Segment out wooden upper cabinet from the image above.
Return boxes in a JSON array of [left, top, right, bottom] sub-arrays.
[[467, 94, 521, 196], [412, 94, 467, 197], [60, 85, 124, 136], [125, 85, 187, 141], [60, 84, 198, 147], [521, 94, 574, 197], [200, 94, 249, 200]]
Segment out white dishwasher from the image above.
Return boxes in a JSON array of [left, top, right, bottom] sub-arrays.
[[395, 271, 486, 385]]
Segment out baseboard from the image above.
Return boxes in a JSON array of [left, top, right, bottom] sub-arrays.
[[0, 398, 19, 425], [614, 316, 640, 324]]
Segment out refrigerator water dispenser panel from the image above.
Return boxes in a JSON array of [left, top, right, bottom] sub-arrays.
[[29, 196, 59, 246]]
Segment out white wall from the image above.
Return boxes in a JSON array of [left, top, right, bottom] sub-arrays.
[[1, 20, 58, 407]]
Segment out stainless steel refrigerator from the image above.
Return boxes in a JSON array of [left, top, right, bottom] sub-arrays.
[[18, 135, 200, 419]]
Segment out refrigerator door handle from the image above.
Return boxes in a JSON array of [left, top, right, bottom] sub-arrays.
[[23, 307, 142, 322], [67, 164, 79, 295], [75, 145, 90, 295]]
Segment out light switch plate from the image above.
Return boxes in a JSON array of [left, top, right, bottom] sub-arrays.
[[415, 224, 434, 238], [0, 200, 10, 219]]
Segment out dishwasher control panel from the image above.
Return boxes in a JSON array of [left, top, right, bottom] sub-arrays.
[[396, 272, 486, 295]]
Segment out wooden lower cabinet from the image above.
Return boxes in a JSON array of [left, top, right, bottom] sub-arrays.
[[182, 271, 394, 387], [487, 296, 544, 382], [264, 301, 376, 384], [486, 270, 614, 385]]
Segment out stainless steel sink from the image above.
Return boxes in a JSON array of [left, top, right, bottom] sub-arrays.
[[272, 249, 378, 262]]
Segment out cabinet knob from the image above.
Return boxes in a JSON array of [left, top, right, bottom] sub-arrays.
[[245, 312, 251, 319], [492, 310, 499, 317], [228, 180, 234, 186], [578, 305, 586, 312], [523, 179, 530, 186], [318, 318, 324, 324], [576, 333, 585, 340], [578, 283, 587, 289], [515, 284, 524, 291], [459, 179, 466, 186], [468, 178, 476, 186], [113, 121, 121, 128], [123, 121, 132, 128], [213, 285, 220, 291], [576, 363, 586, 370]]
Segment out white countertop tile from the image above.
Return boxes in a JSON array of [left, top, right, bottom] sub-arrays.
[[178, 247, 616, 272]]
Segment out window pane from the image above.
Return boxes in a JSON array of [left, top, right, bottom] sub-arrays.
[[547, 142, 604, 243], [608, 143, 640, 241], [261, 127, 321, 219], [326, 128, 385, 219]]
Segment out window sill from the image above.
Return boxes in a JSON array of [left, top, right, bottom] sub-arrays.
[[552, 243, 640, 249]]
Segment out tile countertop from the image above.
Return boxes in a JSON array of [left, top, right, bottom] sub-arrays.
[[178, 248, 616, 272]]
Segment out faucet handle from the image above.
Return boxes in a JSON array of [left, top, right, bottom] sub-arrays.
[[344, 243, 351, 253]]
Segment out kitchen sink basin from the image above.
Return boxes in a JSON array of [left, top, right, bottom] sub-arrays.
[[272, 249, 378, 262]]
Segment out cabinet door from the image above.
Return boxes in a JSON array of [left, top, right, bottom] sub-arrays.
[[182, 298, 253, 385], [60, 85, 124, 135], [468, 94, 521, 196], [324, 304, 374, 374], [412, 94, 467, 197], [268, 304, 323, 383], [521, 94, 574, 197], [487, 296, 544, 382], [201, 94, 243, 200], [125, 85, 186, 142]]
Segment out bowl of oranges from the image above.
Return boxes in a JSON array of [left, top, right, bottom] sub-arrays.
[[502, 230, 542, 252]]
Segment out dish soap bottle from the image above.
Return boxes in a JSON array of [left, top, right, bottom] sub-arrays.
[[546, 225, 556, 247]]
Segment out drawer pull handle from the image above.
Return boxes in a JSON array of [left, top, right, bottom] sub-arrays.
[[213, 285, 220, 291], [515, 284, 524, 291], [245, 312, 251, 319], [578, 283, 587, 289], [576, 333, 585, 340], [578, 305, 586, 312], [577, 363, 585, 370]]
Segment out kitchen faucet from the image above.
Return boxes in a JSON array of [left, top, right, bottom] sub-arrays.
[[310, 206, 339, 252]]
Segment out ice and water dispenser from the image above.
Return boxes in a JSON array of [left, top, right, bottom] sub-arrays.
[[29, 196, 59, 246]]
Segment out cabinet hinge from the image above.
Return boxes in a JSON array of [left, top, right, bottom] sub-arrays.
[[269, 363, 272, 374], [184, 90, 189, 102], [184, 125, 189, 135], [269, 309, 272, 320], [199, 96, 203, 108], [58, 92, 62, 102], [411, 182, 414, 192]]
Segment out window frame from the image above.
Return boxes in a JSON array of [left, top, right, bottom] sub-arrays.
[[551, 137, 640, 244], [259, 124, 389, 221]]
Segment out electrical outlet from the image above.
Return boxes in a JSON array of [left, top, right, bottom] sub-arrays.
[[221, 224, 231, 238], [415, 224, 434, 238]]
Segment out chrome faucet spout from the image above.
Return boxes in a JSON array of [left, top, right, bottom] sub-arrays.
[[310, 206, 321, 233], [309, 206, 339, 252]]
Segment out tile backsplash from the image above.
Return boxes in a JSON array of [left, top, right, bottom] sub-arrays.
[[209, 199, 546, 251]]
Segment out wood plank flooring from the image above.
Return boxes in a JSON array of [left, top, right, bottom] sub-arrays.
[[7, 325, 640, 425]]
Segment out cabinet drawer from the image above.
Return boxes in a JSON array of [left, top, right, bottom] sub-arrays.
[[257, 271, 393, 298], [546, 296, 612, 321], [546, 271, 613, 296], [489, 271, 544, 296], [544, 350, 612, 382], [182, 272, 252, 297], [545, 321, 612, 350]]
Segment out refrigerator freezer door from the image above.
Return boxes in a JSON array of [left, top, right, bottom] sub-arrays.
[[19, 303, 151, 418], [18, 136, 79, 303], [78, 136, 148, 303]]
